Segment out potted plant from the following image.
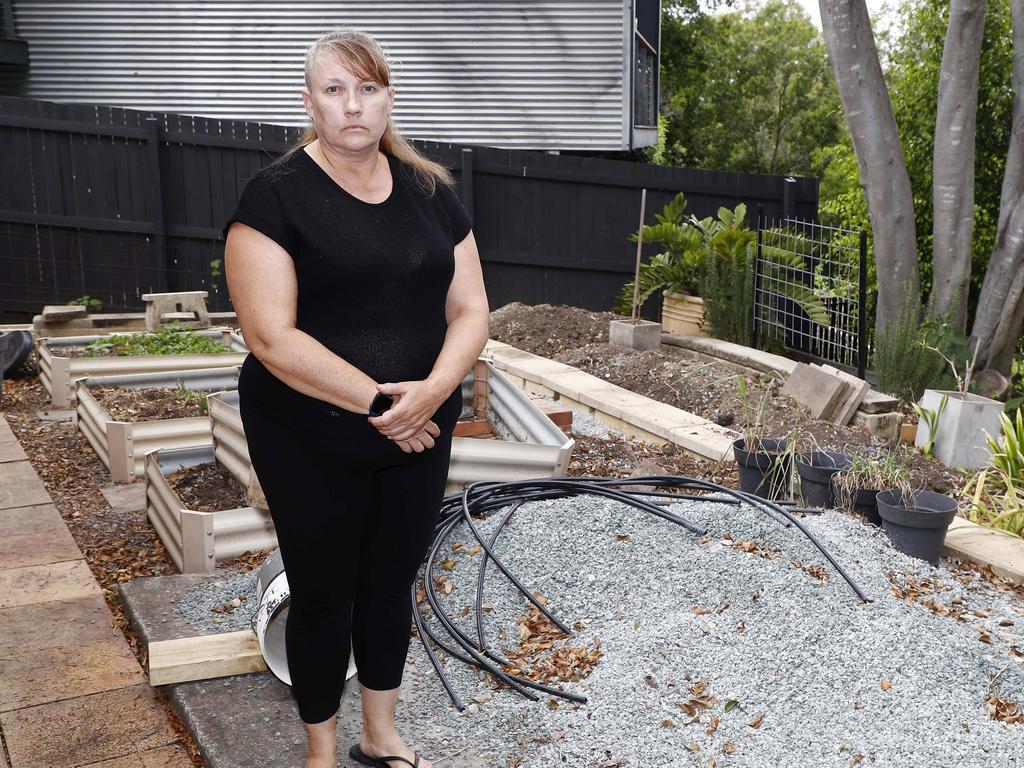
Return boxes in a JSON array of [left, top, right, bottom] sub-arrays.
[[875, 486, 959, 564], [795, 448, 852, 509], [833, 449, 911, 526], [614, 193, 709, 336], [914, 335, 1004, 470], [731, 376, 792, 500]]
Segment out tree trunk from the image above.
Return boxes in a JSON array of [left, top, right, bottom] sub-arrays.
[[819, 0, 920, 330], [970, 0, 1024, 374], [932, 0, 987, 327]]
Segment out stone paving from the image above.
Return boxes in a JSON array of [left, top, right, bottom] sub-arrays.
[[0, 414, 193, 768]]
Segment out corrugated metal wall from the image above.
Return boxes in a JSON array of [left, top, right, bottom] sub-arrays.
[[0, 0, 633, 150]]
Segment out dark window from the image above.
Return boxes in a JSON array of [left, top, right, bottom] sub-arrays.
[[633, 36, 656, 127]]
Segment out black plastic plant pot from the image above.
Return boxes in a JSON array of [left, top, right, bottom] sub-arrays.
[[732, 437, 791, 500], [875, 489, 959, 565], [796, 451, 852, 509], [848, 487, 882, 526]]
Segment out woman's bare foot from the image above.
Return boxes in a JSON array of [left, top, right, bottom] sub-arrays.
[[359, 726, 432, 768]]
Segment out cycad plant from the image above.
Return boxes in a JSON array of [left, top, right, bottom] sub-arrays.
[[697, 204, 757, 344], [614, 193, 707, 314]]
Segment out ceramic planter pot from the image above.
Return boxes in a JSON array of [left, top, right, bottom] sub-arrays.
[[732, 437, 791, 500], [875, 489, 958, 564], [914, 389, 1004, 469], [796, 451, 851, 509], [661, 291, 707, 337]]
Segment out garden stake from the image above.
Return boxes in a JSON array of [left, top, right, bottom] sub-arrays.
[[630, 188, 647, 323]]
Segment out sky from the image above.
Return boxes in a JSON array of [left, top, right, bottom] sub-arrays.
[[787, 0, 891, 30]]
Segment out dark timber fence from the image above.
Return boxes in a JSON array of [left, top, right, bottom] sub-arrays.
[[0, 96, 819, 322]]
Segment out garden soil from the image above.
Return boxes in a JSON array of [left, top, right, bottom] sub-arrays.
[[489, 302, 964, 494]]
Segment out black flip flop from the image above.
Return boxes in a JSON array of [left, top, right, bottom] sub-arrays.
[[349, 742, 423, 768]]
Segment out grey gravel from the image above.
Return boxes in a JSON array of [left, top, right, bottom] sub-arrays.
[[174, 567, 259, 634], [535, 394, 617, 439], [398, 494, 1024, 767]]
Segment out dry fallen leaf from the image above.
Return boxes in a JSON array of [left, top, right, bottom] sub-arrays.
[[660, 719, 674, 728], [686, 743, 701, 753], [881, 677, 892, 691], [722, 743, 736, 754], [749, 714, 764, 729], [705, 716, 719, 736]]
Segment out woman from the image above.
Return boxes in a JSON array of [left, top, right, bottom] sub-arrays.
[[223, 28, 489, 768]]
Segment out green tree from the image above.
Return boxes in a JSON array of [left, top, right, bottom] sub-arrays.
[[663, 0, 842, 176]]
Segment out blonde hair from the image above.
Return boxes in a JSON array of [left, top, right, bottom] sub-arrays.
[[281, 28, 454, 194]]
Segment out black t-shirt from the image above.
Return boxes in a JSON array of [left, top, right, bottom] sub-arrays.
[[222, 147, 472, 395]]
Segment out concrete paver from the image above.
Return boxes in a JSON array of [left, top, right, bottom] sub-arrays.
[[0, 684, 178, 768], [0, 527, 83, 571], [0, 419, 16, 443], [0, 636, 145, 712], [0, 560, 101, 610], [99, 483, 147, 514], [0, 462, 51, 510], [0, 594, 119, 657], [0, 503, 65, 538]]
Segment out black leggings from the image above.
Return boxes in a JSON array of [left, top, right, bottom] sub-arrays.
[[239, 361, 462, 725]]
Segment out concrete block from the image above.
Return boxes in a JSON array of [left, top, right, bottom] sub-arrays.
[[0, 503, 65, 538], [0, 684, 178, 768], [0, 636, 144, 712], [0, 560, 101, 609], [41, 305, 87, 322], [578, 385, 655, 421], [668, 423, 739, 462], [915, 390, 1004, 470], [0, 461, 51, 510], [609, 319, 662, 351], [540, 369, 610, 401], [0, 594, 117, 656], [819, 365, 870, 426], [858, 389, 901, 414], [780, 363, 851, 420], [943, 517, 1024, 586], [850, 410, 902, 443], [0, 527, 83, 571]]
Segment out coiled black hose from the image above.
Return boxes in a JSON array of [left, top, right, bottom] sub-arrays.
[[411, 475, 869, 712]]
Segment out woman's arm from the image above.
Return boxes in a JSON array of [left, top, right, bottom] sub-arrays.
[[225, 221, 382, 413], [370, 230, 490, 440]]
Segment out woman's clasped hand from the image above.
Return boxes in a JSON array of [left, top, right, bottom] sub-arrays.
[[368, 378, 447, 453]]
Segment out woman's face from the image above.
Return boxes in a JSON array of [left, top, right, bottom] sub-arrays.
[[302, 55, 395, 155]]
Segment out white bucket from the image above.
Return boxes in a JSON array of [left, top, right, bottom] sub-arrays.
[[253, 550, 357, 685]]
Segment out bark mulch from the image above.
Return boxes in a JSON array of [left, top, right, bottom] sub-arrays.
[[91, 386, 208, 421]]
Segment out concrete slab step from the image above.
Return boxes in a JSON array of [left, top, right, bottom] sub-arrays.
[[0, 440, 27, 463], [82, 745, 195, 768], [944, 517, 1024, 585]]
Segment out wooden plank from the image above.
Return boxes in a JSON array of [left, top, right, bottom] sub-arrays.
[[147, 629, 266, 686]]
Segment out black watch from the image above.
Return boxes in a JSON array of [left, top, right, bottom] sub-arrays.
[[368, 392, 394, 417]]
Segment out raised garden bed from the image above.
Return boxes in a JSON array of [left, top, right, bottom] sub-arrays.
[[75, 366, 240, 483], [207, 359, 576, 502], [145, 444, 275, 574], [37, 327, 247, 408]]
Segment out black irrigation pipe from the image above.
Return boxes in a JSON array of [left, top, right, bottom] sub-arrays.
[[411, 474, 870, 712]]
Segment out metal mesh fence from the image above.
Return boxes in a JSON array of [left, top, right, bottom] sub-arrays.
[[753, 217, 868, 377]]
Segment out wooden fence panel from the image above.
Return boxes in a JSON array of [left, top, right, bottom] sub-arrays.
[[0, 95, 819, 321]]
